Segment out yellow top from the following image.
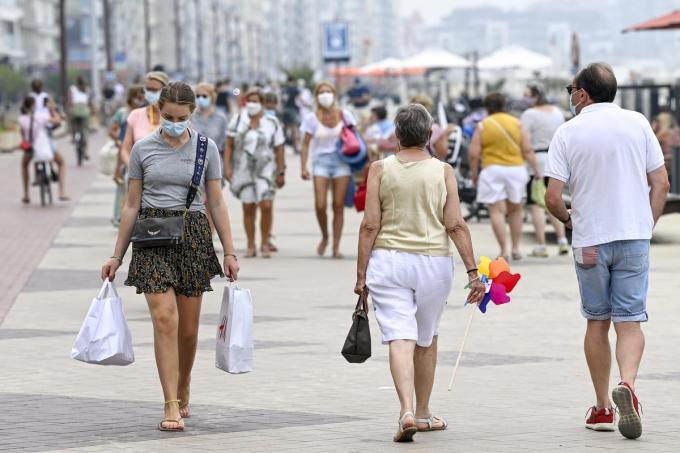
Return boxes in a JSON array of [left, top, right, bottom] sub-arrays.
[[480, 112, 524, 168], [374, 156, 453, 256]]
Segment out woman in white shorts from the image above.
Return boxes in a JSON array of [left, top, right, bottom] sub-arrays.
[[469, 92, 542, 260], [355, 103, 485, 443], [225, 89, 286, 258], [300, 81, 356, 258]]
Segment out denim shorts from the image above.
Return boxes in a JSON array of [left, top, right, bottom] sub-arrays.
[[312, 152, 352, 179], [573, 240, 649, 323]]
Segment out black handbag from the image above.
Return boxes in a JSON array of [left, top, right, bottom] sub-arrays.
[[130, 133, 209, 248], [341, 291, 372, 363]]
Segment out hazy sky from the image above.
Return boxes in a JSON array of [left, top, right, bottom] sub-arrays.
[[397, 0, 547, 25]]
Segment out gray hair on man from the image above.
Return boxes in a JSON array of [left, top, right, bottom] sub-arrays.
[[394, 103, 433, 148]]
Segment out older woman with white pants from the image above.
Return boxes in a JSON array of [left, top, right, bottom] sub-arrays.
[[355, 104, 485, 443]]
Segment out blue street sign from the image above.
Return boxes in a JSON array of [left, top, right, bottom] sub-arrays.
[[322, 22, 350, 63]]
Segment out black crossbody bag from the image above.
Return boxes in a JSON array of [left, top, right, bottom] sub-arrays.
[[130, 133, 209, 248]]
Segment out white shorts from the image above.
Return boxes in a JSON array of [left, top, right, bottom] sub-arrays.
[[366, 249, 453, 347], [476, 164, 529, 205]]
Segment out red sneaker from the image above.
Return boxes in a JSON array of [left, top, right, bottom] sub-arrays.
[[585, 406, 615, 431], [612, 382, 642, 439]]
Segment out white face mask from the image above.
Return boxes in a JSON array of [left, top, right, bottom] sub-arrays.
[[246, 102, 262, 116], [317, 92, 334, 108]]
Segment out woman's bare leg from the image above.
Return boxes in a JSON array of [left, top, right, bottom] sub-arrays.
[[145, 289, 183, 429], [330, 175, 350, 257], [313, 176, 330, 255], [176, 293, 203, 418], [242, 203, 257, 256]]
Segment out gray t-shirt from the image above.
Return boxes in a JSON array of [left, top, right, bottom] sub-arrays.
[[128, 129, 222, 212], [191, 110, 228, 153]]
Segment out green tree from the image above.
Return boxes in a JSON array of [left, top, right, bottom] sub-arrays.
[[0, 65, 29, 103]]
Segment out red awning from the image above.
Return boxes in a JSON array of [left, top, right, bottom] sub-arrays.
[[623, 9, 680, 32]]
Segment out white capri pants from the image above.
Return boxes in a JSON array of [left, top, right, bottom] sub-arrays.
[[366, 249, 453, 347]]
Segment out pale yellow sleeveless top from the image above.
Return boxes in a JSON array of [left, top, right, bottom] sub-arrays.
[[374, 156, 452, 256]]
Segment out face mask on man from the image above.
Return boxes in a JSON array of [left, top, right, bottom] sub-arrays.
[[196, 95, 211, 109], [161, 117, 189, 137], [317, 92, 334, 108], [265, 109, 276, 117], [569, 89, 583, 116], [145, 89, 161, 105], [246, 102, 262, 116]]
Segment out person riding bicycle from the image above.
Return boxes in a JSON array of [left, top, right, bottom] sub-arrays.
[[68, 76, 93, 160], [18, 96, 69, 204]]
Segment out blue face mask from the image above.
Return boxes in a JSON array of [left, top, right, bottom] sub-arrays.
[[161, 117, 189, 137], [265, 109, 276, 117], [145, 89, 160, 105], [569, 89, 582, 116], [196, 96, 211, 109]]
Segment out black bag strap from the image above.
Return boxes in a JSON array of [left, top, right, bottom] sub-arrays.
[[185, 133, 209, 210], [354, 291, 369, 313], [25, 113, 34, 144]]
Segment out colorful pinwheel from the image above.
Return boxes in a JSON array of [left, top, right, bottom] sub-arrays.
[[465, 256, 521, 313], [450, 256, 523, 392]]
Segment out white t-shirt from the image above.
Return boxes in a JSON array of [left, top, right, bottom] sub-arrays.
[[545, 103, 665, 248], [29, 92, 50, 116], [300, 110, 356, 158], [19, 112, 54, 162], [521, 106, 564, 175], [70, 85, 89, 104]]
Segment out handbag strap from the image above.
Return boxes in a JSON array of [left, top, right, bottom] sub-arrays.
[[355, 291, 369, 313], [185, 133, 209, 210], [486, 116, 520, 153]]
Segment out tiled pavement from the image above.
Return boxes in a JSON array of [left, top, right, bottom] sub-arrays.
[[1, 132, 679, 452], [0, 132, 105, 324]]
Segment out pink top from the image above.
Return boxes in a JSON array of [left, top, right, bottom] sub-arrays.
[[126, 106, 160, 143]]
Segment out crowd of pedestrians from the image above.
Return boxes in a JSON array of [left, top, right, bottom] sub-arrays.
[[13, 59, 673, 443]]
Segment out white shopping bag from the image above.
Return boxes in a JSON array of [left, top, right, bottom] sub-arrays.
[[71, 279, 135, 366], [98, 139, 119, 176], [215, 284, 253, 374]]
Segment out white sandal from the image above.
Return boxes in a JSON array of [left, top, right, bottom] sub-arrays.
[[393, 411, 417, 442], [416, 415, 448, 431]]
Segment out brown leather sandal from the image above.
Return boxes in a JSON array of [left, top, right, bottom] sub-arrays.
[[158, 400, 184, 432]]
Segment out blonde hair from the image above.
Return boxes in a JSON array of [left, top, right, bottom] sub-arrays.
[[313, 81, 337, 111], [145, 71, 169, 87], [656, 112, 678, 131], [195, 82, 217, 102], [244, 88, 265, 103], [409, 94, 433, 113], [158, 81, 196, 112]]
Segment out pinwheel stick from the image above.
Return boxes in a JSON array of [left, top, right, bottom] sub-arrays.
[[448, 305, 477, 392]]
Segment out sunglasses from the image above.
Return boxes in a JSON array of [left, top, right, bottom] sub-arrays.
[[566, 85, 580, 95], [196, 94, 209, 99]]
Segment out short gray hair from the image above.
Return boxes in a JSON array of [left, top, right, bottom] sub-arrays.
[[394, 103, 433, 148]]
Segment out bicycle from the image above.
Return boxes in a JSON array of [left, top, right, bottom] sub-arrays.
[[33, 161, 53, 206]]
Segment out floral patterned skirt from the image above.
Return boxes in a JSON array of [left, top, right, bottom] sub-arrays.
[[125, 208, 224, 297]]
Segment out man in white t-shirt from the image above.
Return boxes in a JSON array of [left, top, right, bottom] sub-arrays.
[[545, 62, 670, 440]]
